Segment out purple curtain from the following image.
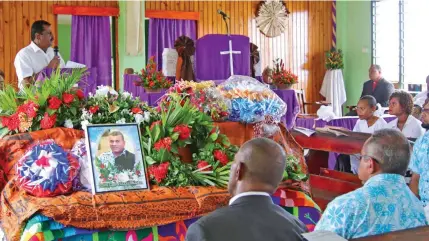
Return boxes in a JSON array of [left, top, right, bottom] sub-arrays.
[[71, 16, 112, 94], [148, 18, 196, 70]]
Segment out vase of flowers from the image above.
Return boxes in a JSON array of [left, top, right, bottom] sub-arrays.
[[325, 48, 344, 70], [270, 59, 298, 89], [134, 56, 172, 93]]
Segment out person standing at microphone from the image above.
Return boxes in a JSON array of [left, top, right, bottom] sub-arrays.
[[14, 20, 65, 90]]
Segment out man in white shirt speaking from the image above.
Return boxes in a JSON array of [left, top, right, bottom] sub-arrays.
[[14, 20, 65, 90]]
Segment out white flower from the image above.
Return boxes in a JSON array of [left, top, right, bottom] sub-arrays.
[[122, 91, 132, 98], [143, 111, 151, 122], [117, 172, 130, 183], [81, 109, 93, 121], [95, 86, 118, 97], [116, 118, 126, 124], [134, 114, 144, 124], [64, 119, 74, 128], [88, 92, 93, 97], [121, 109, 130, 115], [81, 120, 90, 128]]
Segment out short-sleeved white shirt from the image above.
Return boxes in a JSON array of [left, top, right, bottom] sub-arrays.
[[14, 41, 65, 90], [386, 115, 425, 139]]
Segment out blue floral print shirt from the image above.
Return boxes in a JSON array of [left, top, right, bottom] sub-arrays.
[[315, 173, 427, 239], [409, 131, 429, 207]]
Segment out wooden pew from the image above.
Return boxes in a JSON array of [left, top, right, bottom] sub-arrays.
[[351, 226, 429, 241], [292, 128, 416, 174], [319, 168, 362, 185], [292, 129, 371, 174], [309, 174, 361, 211]]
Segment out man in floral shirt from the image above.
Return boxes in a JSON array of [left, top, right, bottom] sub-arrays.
[[98, 131, 135, 171], [409, 100, 429, 221], [315, 129, 427, 239]]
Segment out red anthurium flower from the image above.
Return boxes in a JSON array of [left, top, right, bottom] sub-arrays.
[[2, 113, 20, 131], [131, 107, 143, 114], [154, 137, 172, 151], [48, 96, 62, 110], [197, 160, 212, 171], [62, 93, 75, 104], [148, 162, 170, 183], [173, 124, 191, 140], [76, 89, 85, 100], [214, 150, 229, 166], [40, 113, 57, 129], [89, 106, 99, 114]]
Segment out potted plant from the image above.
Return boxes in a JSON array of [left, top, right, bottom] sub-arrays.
[[271, 58, 298, 89], [134, 56, 173, 93]]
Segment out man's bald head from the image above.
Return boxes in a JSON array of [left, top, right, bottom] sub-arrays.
[[228, 138, 286, 196]]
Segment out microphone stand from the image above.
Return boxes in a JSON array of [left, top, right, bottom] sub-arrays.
[[222, 15, 230, 36]]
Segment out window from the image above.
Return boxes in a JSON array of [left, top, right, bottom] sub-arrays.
[[372, 0, 429, 90]]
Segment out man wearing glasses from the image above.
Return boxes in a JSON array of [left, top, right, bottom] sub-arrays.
[[409, 100, 429, 222], [14, 20, 65, 90], [315, 129, 427, 239]]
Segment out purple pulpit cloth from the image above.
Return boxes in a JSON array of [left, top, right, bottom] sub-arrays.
[[195, 34, 250, 81], [273, 89, 300, 129], [295, 115, 396, 169], [35, 68, 97, 96]]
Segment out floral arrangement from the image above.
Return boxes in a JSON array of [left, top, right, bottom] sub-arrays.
[[94, 156, 145, 189], [325, 48, 344, 70], [282, 155, 308, 182], [142, 94, 238, 187], [0, 68, 86, 137], [80, 86, 157, 129], [218, 76, 287, 123], [160, 81, 230, 121], [271, 58, 298, 86], [134, 56, 172, 90]]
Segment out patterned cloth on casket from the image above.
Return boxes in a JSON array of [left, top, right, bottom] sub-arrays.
[[19, 189, 321, 241]]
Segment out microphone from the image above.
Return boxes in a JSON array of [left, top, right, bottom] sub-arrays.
[[217, 9, 230, 19], [54, 46, 59, 56]]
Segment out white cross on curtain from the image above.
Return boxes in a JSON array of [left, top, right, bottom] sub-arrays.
[[220, 39, 241, 76]]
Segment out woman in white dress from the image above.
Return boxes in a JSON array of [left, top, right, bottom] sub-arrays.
[[387, 90, 425, 139], [335, 96, 387, 173]]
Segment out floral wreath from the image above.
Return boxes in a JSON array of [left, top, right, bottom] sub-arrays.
[[17, 140, 80, 197]]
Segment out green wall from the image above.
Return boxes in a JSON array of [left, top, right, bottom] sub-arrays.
[[337, 0, 372, 111], [118, 1, 146, 90], [57, 24, 72, 62]]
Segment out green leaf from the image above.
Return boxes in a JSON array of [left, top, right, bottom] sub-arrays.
[[170, 132, 180, 142], [145, 156, 157, 165], [209, 133, 218, 141], [70, 107, 77, 116]]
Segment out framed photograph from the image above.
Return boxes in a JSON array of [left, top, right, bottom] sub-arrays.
[[84, 123, 149, 194]]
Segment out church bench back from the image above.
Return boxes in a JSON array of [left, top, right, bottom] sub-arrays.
[[351, 225, 429, 241]]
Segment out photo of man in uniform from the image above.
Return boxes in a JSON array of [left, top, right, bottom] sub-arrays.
[[98, 131, 136, 171]]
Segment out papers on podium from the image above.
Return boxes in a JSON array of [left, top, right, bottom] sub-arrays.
[[65, 61, 86, 68]]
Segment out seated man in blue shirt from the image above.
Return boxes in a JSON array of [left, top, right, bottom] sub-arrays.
[[315, 129, 427, 239], [409, 100, 429, 221]]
